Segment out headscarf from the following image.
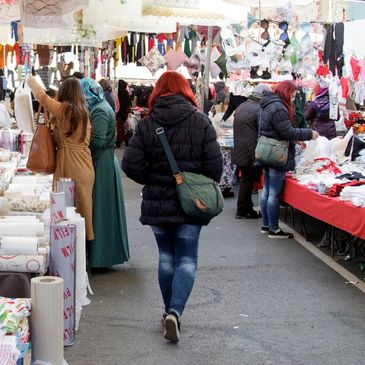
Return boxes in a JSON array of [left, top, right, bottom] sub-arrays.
[[80, 77, 104, 109], [312, 86, 329, 118]]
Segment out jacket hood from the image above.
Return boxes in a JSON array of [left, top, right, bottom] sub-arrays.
[[150, 94, 197, 125], [260, 91, 283, 109]]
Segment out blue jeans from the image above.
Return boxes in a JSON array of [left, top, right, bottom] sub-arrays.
[[151, 224, 202, 318], [260, 167, 286, 232]]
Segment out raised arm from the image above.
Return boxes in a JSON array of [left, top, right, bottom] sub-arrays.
[[27, 75, 63, 119]]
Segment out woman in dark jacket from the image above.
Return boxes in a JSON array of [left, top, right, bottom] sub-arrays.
[[122, 71, 223, 343], [259, 81, 318, 239], [305, 84, 336, 139], [232, 84, 271, 219], [115, 79, 132, 147]]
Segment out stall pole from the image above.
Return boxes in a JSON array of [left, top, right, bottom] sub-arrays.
[[200, 25, 213, 110]]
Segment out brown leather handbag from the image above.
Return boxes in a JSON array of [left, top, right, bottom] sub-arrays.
[[26, 99, 56, 174]]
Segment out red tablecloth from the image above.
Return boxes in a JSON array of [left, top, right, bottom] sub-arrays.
[[282, 177, 365, 240]]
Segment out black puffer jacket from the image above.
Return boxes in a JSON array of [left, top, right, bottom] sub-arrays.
[[232, 96, 261, 167], [260, 91, 313, 171], [121, 94, 223, 226]]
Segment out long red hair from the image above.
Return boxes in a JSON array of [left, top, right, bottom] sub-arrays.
[[148, 71, 197, 114], [273, 80, 297, 121]]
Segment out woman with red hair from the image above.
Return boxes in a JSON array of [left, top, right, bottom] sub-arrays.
[[122, 71, 223, 342], [259, 80, 319, 238]]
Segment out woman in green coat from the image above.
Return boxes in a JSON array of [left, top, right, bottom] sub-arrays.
[[80, 78, 129, 268]]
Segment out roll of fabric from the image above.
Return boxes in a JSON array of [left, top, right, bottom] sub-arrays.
[[0, 254, 47, 274], [0, 236, 39, 255], [50, 222, 76, 346], [50, 191, 66, 224], [31, 276, 64, 365], [0, 221, 44, 236], [57, 178, 76, 208]]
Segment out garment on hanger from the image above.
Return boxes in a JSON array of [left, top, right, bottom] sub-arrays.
[[136, 33, 146, 66], [166, 34, 174, 52], [354, 81, 365, 105], [329, 78, 339, 120], [35, 45, 52, 66], [129, 32, 137, 63], [350, 56, 361, 81], [13, 43, 21, 65], [121, 36, 129, 65], [0, 45, 13, 69], [11, 21, 20, 42], [148, 34, 155, 51], [115, 38, 122, 66], [359, 59, 365, 81], [157, 33, 166, 56], [323, 23, 344, 77]]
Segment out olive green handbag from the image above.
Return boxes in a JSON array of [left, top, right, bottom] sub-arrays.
[[255, 111, 289, 168], [154, 121, 224, 221]]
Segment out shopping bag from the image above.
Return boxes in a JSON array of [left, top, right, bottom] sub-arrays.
[[14, 80, 34, 133]]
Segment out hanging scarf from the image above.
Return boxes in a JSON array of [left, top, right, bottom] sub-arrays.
[[80, 78, 104, 109]]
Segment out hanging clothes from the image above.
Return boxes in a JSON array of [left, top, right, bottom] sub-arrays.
[[0, 45, 13, 68], [35, 45, 51, 66], [350, 56, 361, 81], [11, 21, 19, 42], [148, 34, 155, 52], [115, 38, 122, 66], [354, 81, 365, 105], [13, 43, 21, 65], [166, 33, 174, 52], [329, 78, 339, 120], [128, 32, 137, 63], [323, 23, 344, 77], [136, 33, 146, 66], [121, 36, 129, 65], [157, 33, 166, 55]]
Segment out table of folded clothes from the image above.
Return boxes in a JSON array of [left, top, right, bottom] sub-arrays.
[[282, 176, 365, 240], [282, 130, 365, 240]]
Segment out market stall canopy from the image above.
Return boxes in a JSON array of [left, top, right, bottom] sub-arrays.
[[142, 0, 247, 26]]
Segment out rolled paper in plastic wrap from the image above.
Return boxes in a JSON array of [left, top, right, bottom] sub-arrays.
[[68, 214, 88, 330], [50, 192, 66, 224], [57, 178, 76, 208], [0, 236, 39, 255], [0, 221, 44, 236], [31, 276, 64, 365], [50, 223, 76, 346], [0, 254, 47, 274]]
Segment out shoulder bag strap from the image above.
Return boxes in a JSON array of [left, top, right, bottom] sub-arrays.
[[153, 120, 180, 176]]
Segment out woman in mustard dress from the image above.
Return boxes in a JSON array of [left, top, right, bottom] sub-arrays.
[[27, 75, 95, 240]]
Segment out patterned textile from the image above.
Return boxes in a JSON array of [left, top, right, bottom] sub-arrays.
[[138, 46, 166, 76], [0, 296, 31, 360], [0, 336, 18, 365], [20, 0, 88, 27], [219, 147, 235, 189]]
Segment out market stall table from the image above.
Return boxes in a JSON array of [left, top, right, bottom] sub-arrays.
[[282, 176, 365, 241]]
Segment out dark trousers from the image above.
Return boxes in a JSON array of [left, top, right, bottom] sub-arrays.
[[236, 166, 261, 215]]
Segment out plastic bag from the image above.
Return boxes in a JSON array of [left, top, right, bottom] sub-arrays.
[[14, 80, 34, 133]]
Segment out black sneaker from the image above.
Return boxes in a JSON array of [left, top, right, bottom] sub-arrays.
[[164, 313, 180, 342], [260, 226, 269, 234], [235, 211, 262, 219], [268, 229, 293, 239]]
